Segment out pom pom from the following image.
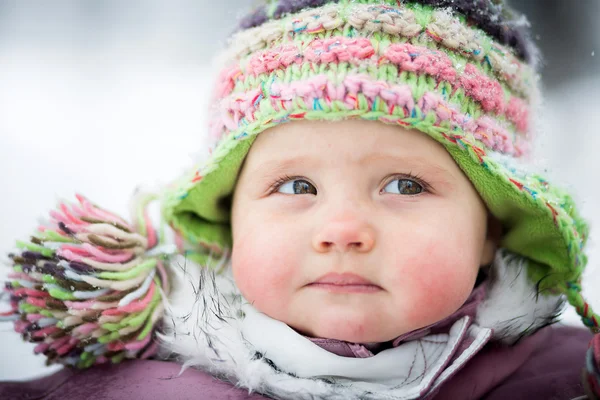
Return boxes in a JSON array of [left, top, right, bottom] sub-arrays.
[[1, 194, 170, 368]]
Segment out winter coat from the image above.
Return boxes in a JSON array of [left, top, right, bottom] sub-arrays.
[[0, 325, 591, 400], [0, 252, 595, 399]]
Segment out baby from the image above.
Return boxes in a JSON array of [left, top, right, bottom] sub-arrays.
[[2, 0, 600, 399], [229, 119, 496, 344], [157, 0, 599, 397]]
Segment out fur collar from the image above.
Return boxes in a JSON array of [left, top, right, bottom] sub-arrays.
[[157, 251, 564, 399]]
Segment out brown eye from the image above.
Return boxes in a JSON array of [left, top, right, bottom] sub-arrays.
[[383, 179, 423, 195], [278, 179, 317, 195]]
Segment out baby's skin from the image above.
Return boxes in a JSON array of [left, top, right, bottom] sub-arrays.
[[230, 119, 499, 343]]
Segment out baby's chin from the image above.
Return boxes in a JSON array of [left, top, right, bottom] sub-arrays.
[[289, 304, 412, 344]]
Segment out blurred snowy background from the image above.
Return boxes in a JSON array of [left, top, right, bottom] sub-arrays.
[[0, 0, 598, 381]]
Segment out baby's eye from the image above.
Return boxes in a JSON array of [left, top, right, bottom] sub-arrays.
[[382, 179, 423, 195], [278, 179, 317, 195]]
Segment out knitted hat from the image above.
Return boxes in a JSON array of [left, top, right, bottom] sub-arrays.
[[160, 0, 598, 332]]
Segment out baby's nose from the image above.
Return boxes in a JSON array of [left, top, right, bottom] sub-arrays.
[[312, 219, 375, 253]]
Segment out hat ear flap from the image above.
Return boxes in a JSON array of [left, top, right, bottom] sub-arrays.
[[1, 194, 170, 368]]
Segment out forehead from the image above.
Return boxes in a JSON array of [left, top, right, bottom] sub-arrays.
[[244, 119, 452, 166]]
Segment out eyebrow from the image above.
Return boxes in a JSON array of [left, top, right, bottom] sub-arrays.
[[357, 153, 428, 165], [252, 156, 321, 180], [252, 153, 456, 181], [357, 153, 455, 178]]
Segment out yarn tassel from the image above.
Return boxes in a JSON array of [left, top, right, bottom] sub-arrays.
[[0, 193, 171, 369], [563, 280, 600, 334]]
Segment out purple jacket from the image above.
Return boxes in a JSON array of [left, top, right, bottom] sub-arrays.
[[0, 325, 593, 400]]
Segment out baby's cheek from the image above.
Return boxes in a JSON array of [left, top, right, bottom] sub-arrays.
[[393, 245, 477, 327], [231, 231, 298, 315]]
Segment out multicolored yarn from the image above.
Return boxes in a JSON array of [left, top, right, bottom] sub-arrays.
[[0, 194, 171, 368], [225, 3, 535, 99], [158, 0, 600, 337], [215, 73, 527, 155], [209, 1, 537, 159], [233, 40, 529, 129], [238, 0, 534, 62]]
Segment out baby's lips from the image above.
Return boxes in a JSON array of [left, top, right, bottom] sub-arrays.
[[311, 272, 380, 287]]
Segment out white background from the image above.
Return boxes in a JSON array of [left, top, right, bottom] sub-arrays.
[[1, 0, 599, 381]]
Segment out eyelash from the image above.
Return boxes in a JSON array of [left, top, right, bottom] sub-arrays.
[[267, 174, 302, 195], [267, 173, 430, 194], [382, 172, 430, 194]]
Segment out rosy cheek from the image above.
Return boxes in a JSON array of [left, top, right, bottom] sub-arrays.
[[390, 242, 477, 327], [231, 229, 297, 316], [410, 267, 470, 323]]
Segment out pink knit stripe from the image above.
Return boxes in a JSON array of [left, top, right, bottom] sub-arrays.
[[506, 97, 529, 133], [214, 73, 525, 156], [226, 3, 533, 98], [244, 37, 375, 76], [220, 39, 528, 133], [459, 63, 505, 115], [384, 42, 457, 82]]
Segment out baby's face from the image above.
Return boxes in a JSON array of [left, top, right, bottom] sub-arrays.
[[231, 120, 495, 343]]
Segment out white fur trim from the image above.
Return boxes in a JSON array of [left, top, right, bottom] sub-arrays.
[[476, 251, 564, 344]]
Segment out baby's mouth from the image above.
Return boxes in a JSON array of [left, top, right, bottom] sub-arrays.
[[307, 272, 383, 293]]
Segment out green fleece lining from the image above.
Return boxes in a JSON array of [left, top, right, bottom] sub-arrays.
[[162, 115, 587, 293]]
